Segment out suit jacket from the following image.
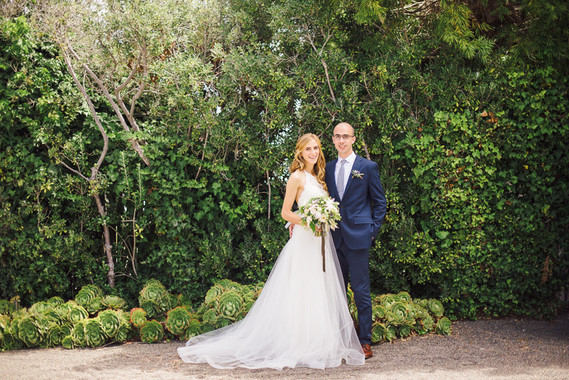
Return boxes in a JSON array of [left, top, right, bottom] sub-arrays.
[[325, 155, 386, 250]]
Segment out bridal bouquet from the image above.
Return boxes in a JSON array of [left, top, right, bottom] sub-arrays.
[[299, 196, 341, 236], [298, 196, 341, 272]]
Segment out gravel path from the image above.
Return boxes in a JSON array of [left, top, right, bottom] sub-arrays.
[[1, 311, 568, 379]]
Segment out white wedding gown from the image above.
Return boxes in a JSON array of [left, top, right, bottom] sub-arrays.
[[178, 171, 365, 369]]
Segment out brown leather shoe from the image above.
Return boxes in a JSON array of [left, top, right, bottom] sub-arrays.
[[361, 344, 373, 359]]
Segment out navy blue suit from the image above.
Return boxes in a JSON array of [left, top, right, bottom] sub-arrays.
[[325, 155, 386, 345]]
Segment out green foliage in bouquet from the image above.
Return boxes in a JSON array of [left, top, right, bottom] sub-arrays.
[[130, 308, 148, 329], [139, 320, 164, 343], [166, 306, 192, 336]]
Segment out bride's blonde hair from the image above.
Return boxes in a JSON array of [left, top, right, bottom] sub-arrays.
[[289, 133, 327, 191]]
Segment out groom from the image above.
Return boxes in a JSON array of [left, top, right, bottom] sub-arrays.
[[325, 122, 386, 359]]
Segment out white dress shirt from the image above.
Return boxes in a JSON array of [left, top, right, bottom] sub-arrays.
[[335, 152, 356, 195]]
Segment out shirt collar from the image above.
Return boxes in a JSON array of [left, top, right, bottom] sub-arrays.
[[338, 152, 356, 165]]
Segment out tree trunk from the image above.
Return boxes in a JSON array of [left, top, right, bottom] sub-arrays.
[[93, 193, 115, 287]]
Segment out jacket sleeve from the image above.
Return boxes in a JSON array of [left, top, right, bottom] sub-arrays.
[[367, 161, 387, 237]]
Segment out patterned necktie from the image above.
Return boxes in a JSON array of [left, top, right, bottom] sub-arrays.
[[336, 159, 347, 200]]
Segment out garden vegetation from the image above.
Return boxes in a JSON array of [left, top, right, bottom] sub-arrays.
[[1, 0, 567, 330]]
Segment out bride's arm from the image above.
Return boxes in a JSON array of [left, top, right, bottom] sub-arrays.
[[281, 171, 304, 226]]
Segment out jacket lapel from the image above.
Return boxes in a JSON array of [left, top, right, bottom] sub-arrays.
[[342, 155, 362, 198]]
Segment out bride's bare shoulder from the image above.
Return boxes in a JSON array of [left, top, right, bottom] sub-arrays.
[[286, 170, 306, 189]]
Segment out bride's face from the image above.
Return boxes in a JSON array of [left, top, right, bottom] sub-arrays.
[[301, 138, 320, 166]]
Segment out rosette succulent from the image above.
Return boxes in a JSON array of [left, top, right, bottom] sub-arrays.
[[72, 320, 87, 347], [435, 317, 452, 336], [398, 324, 413, 338], [385, 324, 397, 342], [84, 318, 106, 347], [85, 297, 105, 316], [417, 314, 435, 334], [140, 299, 160, 319], [204, 285, 224, 308], [214, 316, 233, 329], [397, 291, 412, 302], [68, 304, 89, 324], [140, 320, 164, 343], [428, 299, 445, 318], [130, 308, 148, 329], [29, 301, 52, 315], [388, 302, 409, 326], [372, 304, 386, 321], [379, 294, 398, 309], [75, 285, 104, 307], [45, 324, 63, 347], [371, 322, 388, 343], [139, 280, 167, 305], [102, 295, 127, 310], [17, 316, 42, 348], [183, 319, 202, 340], [0, 299, 12, 315], [98, 310, 121, 338], [218, 291, 243, 320], [202, 309, 217, 324], [166, 307, 192, 336], [61, 335, 74, 349], [47, 296, 65, 307]]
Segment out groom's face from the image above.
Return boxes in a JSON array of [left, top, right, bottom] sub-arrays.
[[333, 123, 355, 158]]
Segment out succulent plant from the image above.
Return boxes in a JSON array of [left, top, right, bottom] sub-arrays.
[[435, 316, 452, 335], [217, 291, 243, 320], [130, 308, 148, 329], [428, 299, 445, 318], [98, 310, 121, 338], [72, 320, 87, 347], [140, 320, 164, 343], [75, 285, 104, 307], [61, 335, 74, 349], [102, 295, 127, 310], [17, 316, 42, 348], [84, 318, 106, 347], [166, 306, 192, 336]]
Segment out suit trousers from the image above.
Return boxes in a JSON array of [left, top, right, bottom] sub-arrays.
[[335, 240, 372, 345]]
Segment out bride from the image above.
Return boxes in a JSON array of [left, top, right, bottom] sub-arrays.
[[177, 133, 365, 369]]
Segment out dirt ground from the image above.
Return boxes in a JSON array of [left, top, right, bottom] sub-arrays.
[[1, 311, 568, 380]]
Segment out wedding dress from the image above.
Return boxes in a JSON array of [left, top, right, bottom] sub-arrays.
[[178, 171, 365, 369]]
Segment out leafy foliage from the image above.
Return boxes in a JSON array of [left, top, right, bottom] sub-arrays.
[[0, 0, 567, 322]]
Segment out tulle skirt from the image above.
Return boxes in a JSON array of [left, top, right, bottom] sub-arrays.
[[177, 226, 365, 369]]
